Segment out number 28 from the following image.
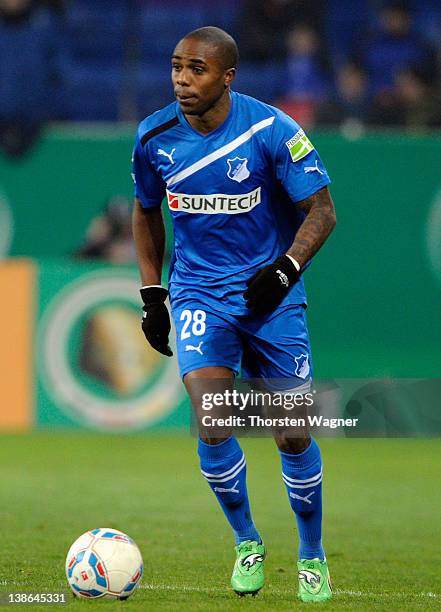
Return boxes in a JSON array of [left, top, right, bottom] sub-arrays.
[[180, 310, 206, 340]]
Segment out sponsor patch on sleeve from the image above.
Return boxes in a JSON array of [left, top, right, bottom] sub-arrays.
[[285, 129, 315, 162]]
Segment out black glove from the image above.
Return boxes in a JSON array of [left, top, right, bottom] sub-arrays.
[[243, 255, 300, 314], [140, 286, 173, 357]]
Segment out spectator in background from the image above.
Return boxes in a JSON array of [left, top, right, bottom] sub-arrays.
[[317, 62, 370, 132], [369, 66, 441, 130], [356, 2, 437, 95], [75, 196, 137, 264], [0, 0, 67, 157], [238, 0, 322, 62], [276, 24, 331, 128]]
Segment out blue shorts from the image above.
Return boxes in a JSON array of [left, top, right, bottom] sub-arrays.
[[172, 301, 312, 391]]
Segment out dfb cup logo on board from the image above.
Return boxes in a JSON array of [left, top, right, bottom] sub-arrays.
[[38, 270, 183, 431]]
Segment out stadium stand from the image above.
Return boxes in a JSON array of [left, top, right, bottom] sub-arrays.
[[0, 0, 439, 128]]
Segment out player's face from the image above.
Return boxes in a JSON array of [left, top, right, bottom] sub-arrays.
[[171, 38, 235, 116]]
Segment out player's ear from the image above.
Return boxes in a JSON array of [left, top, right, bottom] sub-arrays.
[[224, 67, 236, 87]]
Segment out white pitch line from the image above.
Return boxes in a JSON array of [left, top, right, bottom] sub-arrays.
[[141, 584, 223, 594], [335, 589, 440, 600], [140, 583, 440, 600]]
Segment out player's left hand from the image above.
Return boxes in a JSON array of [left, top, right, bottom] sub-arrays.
[[244, 255, 300, 314], [140, 286, 173, 357]]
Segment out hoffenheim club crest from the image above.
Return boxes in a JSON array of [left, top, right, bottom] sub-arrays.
[[227, 157, 250, 183], [294, 354, 310, 379]]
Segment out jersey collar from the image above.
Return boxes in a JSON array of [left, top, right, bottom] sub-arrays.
[[176, 91, 236, 138]]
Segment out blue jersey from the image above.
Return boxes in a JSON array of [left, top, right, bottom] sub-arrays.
[[132, 91, 330, 316]]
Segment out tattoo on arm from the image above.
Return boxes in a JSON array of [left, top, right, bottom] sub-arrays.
[[287, 187, 336, 268]]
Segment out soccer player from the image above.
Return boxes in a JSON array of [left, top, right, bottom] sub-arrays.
[[132, 27, 336, 603]]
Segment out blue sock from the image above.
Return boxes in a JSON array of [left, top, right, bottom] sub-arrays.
[[280, 438, 325, 560], [198, 436, 260, 545]]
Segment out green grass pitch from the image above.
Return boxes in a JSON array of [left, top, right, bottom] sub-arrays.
[[0, 433, 439, 611]]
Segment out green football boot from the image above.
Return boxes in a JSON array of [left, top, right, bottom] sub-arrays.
[[297, 558, 332, 603], [231, 540, 266, 596]]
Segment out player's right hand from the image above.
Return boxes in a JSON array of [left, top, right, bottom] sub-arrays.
[[140, 286, 173, 357]]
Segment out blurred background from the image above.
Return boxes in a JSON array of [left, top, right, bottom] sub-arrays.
[[0, 0, 440, 433], [1, 0, 440, 140]]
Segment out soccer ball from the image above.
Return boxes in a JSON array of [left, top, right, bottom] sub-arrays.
[[65, 528, 143, 599]]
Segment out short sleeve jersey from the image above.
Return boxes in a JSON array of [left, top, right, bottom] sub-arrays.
[[132, 91, 330, 315]]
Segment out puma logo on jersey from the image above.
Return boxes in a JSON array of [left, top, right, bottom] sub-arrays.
[[185, 341, 204, 355], [213, 479, 239, 494], [304, 160, 324, 175], [158, 148, 176, 164]]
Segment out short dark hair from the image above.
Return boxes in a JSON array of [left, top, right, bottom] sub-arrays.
[[182, 26, 239, 70]]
